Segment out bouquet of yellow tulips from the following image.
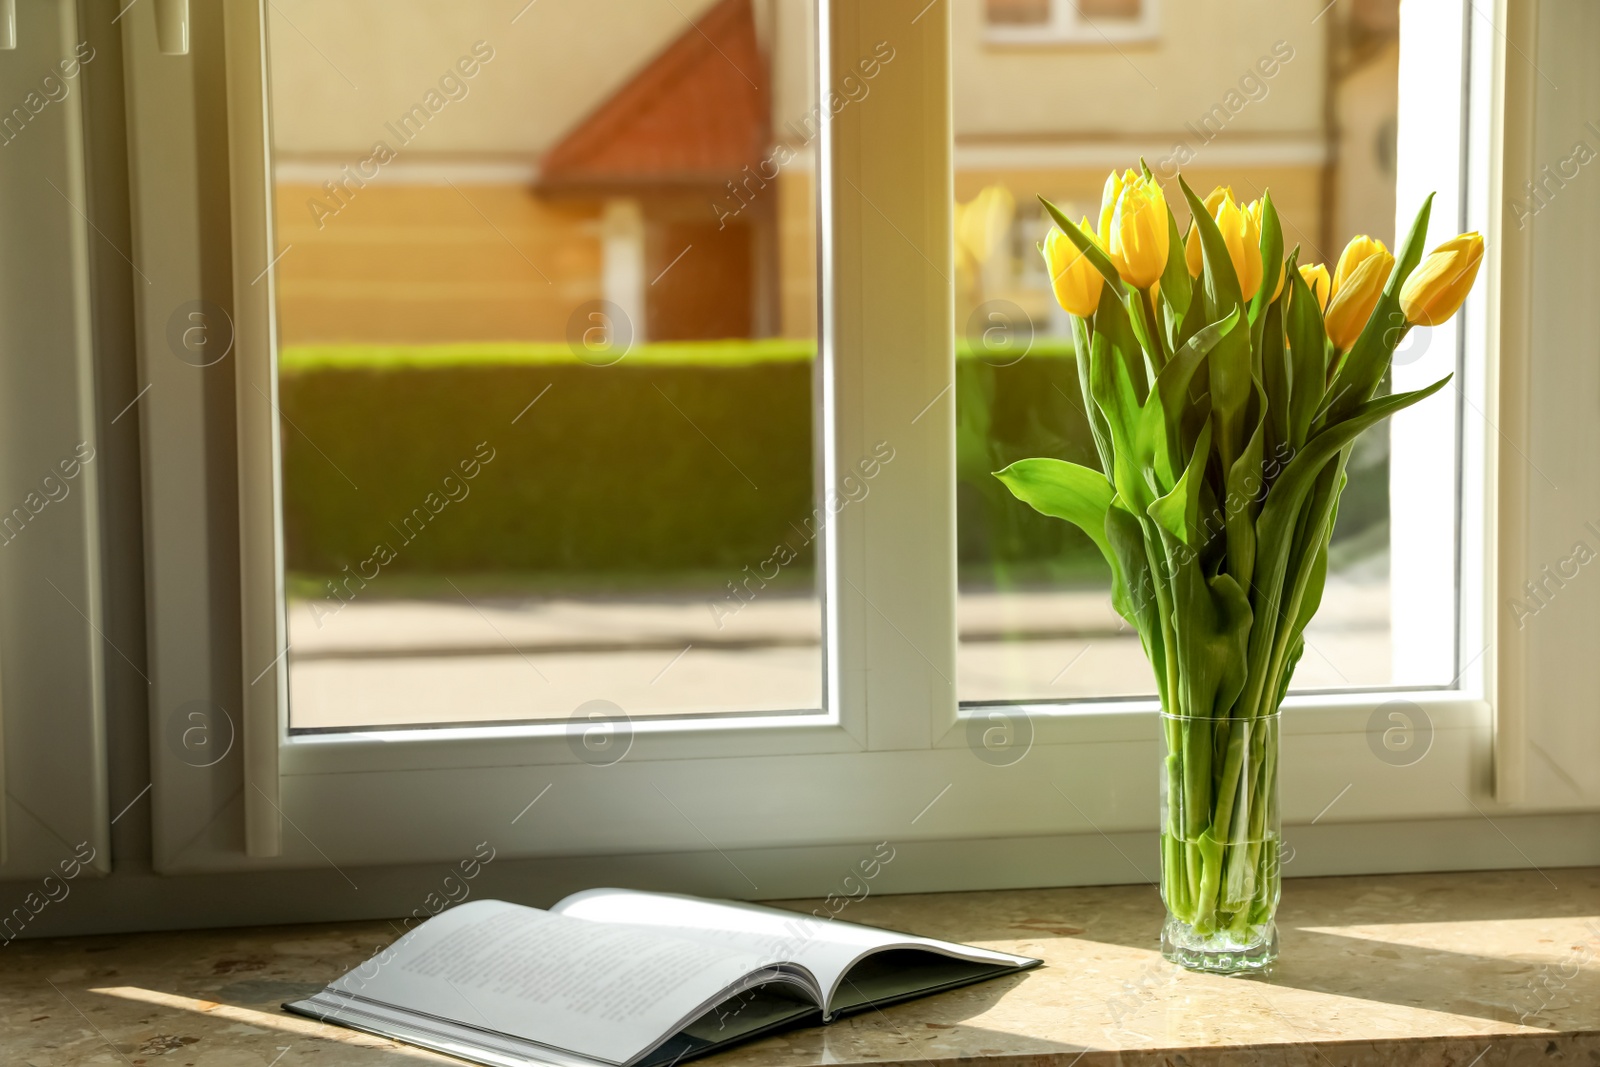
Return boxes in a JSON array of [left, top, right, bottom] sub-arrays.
[[998, 162, 1482, 971]]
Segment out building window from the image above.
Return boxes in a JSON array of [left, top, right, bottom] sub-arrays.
[[984, 0, 1158, 44]]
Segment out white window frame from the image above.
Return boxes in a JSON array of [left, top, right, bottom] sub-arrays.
[[112, 0, 1598, 888], [0, 0, 113, 882], [983, 0, 1160, 47]]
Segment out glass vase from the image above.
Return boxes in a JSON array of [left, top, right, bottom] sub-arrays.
[[1159, 712, 1281, 973]]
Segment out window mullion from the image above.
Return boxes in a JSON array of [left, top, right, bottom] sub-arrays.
[[825, 0, 957, 752]]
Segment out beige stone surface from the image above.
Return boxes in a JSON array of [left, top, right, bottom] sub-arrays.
[[5, 868, 1597, 1066]]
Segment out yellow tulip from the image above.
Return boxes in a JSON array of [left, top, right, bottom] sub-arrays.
[[1185, 185, 1235, 277], [1244, 199, 1286, 301], [1332, 235, 1389, 297], [1098, 169, 1128, 248], [1106, 172, 1170, 289], [1184, 187, 1264, 298], [1323, 249, 1394, 349], [1042, 218, 1105, 317], [1400, 232, 1484, 326], [1216, 196, 1264, 300], [1299, 263, 1331, 311], [954, 185, 1016, 269]]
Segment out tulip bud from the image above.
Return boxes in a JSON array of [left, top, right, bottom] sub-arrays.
[[1184, 185, 1235, 278], [1400, 232, 1484, 326], [1298, 263, 1331, 311], [1215, 196, 1264, 300], [1331, 235, 1390, 297], [1098, 169, 1127, 248], [1042, 218, 1105, 318], [1107, 173, 1170, 290], [1323, 249, 1394, 350], [1245, 200, 1285, 301]]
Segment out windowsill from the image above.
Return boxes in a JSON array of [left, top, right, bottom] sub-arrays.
[[10, 867, 1596, 1065]]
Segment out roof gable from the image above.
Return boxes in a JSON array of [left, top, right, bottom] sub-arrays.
[[537, 0, 769, 193]]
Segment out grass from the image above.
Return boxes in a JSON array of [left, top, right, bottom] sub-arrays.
[[286, 567, 822, 602], [279, 337, 1077, 374]]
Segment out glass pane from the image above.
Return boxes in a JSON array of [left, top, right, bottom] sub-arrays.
[[266, 0, 822, 729], [986, 0, 1051, 26], [952, 0, 1437, 702], [1078, 0, 1143, 21]]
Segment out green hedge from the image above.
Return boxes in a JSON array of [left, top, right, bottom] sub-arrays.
[[278, 340, 1385, 588], [280, 343, 819, 582]]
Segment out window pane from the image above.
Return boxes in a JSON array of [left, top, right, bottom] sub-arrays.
[[266, 0, 822, 729], [1079, 0, 1143, 21], [952, 0, 1440, 702], [986, 0, 1051, 26]]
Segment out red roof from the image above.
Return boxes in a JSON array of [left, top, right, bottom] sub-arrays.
[[536, 0, 769, 193]]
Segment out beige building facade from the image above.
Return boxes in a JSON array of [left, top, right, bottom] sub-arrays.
[[265, 0, 1396, 346]]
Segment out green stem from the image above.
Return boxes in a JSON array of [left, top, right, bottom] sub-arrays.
[[1138, 286, 1169, 369], [1209, 719, 1248, 846], [1207, 461, 1342, 849], [1145, 526, 1181, 714]]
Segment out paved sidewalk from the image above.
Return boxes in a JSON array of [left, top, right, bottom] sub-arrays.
[[286, 581, 1392, 729]]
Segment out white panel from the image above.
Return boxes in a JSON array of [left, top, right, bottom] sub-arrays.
[[1513, 0, 1600, 807], [0, 0, 110, 880], [825, 0, 957, 751], [122, 0, 251, 870], [223, 0, 286, 858]]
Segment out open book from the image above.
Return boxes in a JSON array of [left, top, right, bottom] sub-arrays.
[[285, 889, 1040, 1067]]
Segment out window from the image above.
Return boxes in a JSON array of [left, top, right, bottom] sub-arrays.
[[263, 0, 825, 731], [116, 0, 1568, 885], [952, 0, 1443, 703], [984, 0, 1158, 45]]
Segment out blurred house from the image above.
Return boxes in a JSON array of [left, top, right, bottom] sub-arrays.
[[268, 0, 1398, 346]]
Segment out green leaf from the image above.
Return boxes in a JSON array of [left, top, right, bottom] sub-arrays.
[[1267, 461, 1346, 710], [1163, 553, 1252, 722], [1088, 284, 1155, 511], [994, 458, 1116, 564], [1223, 389, 1267, 588], [1285, 253, 1328, 448], [1177, 174, 1244, 324], [1292, 468, 1343, 637], [1157, 202, 1193, 324], [1106, 501, 1166, 705], [1093, 277, 1148, 403], [1249, 191, 1284, 332], [1148, 420, 1212, 545], [1038, 195, 1121, 289], [1168, 274, 1209, 354], [1259, 296, 1290, 460], [1142, 307, 1239, 487], [1070, 314, 1115, 474], [1241, 373, 1453, 718], [1205, 299, 1252, 472]]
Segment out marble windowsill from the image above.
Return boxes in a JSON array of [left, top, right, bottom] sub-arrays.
[[5, 867, 1598, 1066]]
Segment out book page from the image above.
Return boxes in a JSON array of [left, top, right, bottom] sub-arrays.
[[327, 899, 782, 1065], [551, 889, 1034, 1014]]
